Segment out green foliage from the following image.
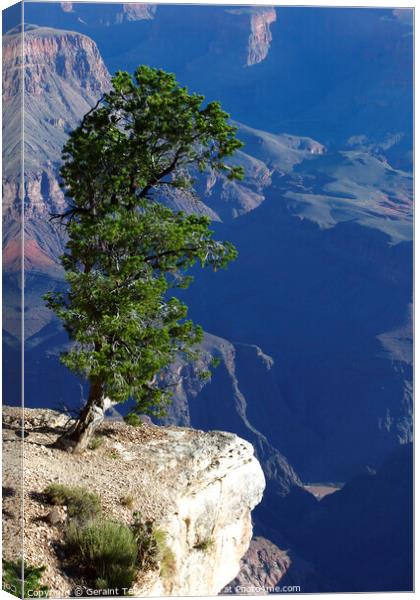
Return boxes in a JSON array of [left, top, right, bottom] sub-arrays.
[[210, 356, 221, 369], [2, 559, 49, 598], [44, 484, 101, 522], [59, 66, 244, 211], [131, 513, 175, 578], [154, 530, 176, 579], [198, 369, 212, 381], [61, 509, 175, 591], [45, 65, 242, 425], [88, 436, 104, 450], [198, 355, 222, 381], [124, 413, 143, 427], [193, 537, 215, 552], [65, 519, 138, 591], [64, 513, 175, 590], [120, 494, 135, 509], [131, 513, 160, 572]]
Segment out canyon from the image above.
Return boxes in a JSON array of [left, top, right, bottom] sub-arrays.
[[2, 6, 413, 593]]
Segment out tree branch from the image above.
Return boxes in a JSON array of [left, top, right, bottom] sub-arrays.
[[80, 94, 106, 127], [137, 146, 186, 199], [144, 246, 200, 264], [49, 206, 91, 222]]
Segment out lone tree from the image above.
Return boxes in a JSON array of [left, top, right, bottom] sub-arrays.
[[46, 66, 244, 452]]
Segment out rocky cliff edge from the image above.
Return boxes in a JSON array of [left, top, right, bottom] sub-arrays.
[[2, 407, 265, 596]]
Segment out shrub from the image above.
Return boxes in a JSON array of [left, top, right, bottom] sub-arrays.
[[44, 484, 101, 522], [2, 559, 49, 598], [131, 514, 159, 571], [131, 513, 175, 578], [154, 529, 176, 579], [93, 578, 108, 591], [88, 436, 103, 450], [65, 519, 138, 591], [124, 413, 143, 427], [63, 510, 175, 591], [120, 494, 135, 509], [193, 537, 215, 552]]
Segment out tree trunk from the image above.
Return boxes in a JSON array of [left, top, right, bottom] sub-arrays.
[[56, 378, 105, 453]]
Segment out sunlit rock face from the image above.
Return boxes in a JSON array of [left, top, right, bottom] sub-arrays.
[[147, 430, 266, 596], [224, 6, 277, 66], [247, 8, 277, 66], [2, 25, 110, 279]]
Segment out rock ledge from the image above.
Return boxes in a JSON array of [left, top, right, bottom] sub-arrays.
[[2, 406, 265, 597]]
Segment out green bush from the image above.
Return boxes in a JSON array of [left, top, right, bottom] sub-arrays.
[[131, 513, 175, 578], [2, 559, 49, 598], [124, 413, 143, 427], [44, 484, 101, 522], [61, 509, 175, 591], [88, 436, 104, 450], [154, 529, 176, 578], [107, 449, 119, 460], [131, 513, 159, 571], [193, 537, 214, 552], [65, 519, 138, 590], [120, 494, 135, 509]]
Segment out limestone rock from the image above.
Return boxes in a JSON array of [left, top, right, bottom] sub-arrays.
[[141, 429, 266, 596], [2, 406, 265, 597]]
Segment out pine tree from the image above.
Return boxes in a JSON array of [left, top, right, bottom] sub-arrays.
[[45, 66, 243, 452]]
